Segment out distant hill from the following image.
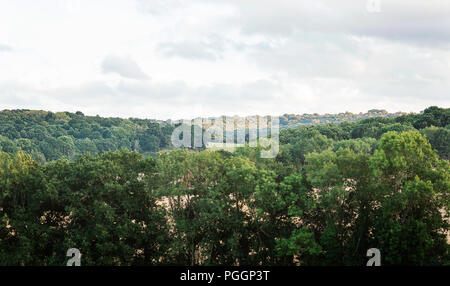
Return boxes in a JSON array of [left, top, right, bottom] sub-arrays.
[[0, 107, 448, 162], [0, 109, 174, 163], [278, 109, 407, 128], [174, 109, 408, 132]]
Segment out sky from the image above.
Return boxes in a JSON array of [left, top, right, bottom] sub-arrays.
[[0, 0, 449, 120]]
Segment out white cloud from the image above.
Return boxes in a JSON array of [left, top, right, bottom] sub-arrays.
[[157, 38, 225, 61], [0, 43, 12, 52], [101, 55, 150, 80], [0, 0, 449, 119]]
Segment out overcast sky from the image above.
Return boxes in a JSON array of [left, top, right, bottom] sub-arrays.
[[0, 0, 449, 120]]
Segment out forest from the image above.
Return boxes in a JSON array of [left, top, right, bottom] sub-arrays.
[[0, 109, 174, 163], [0, 106, 449, 265]]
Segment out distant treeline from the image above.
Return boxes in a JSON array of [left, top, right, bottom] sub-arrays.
[[278, 106, 449, 165], [0, 110, 174, 163], [278, 108, 406, 128], [0, 106, 448, 162]]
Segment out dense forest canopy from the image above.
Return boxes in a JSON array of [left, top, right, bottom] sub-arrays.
[[278, 108, 406, 128], [0, 106, 448, 162], [0, 109, 174, 163], [0, 106, 449, 265]]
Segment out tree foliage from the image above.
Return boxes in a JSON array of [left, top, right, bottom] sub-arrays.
[[0, 107, 449, 265]]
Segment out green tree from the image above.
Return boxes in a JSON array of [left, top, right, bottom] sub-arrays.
[[370, 131, 449, 265], [42, 150, 171, 265], [0, 152, 49, 265], [303, 147, 374, 265], [420, 126, 450, 160]]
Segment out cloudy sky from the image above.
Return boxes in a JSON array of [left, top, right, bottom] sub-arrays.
[[0, 0, 449, 120]]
